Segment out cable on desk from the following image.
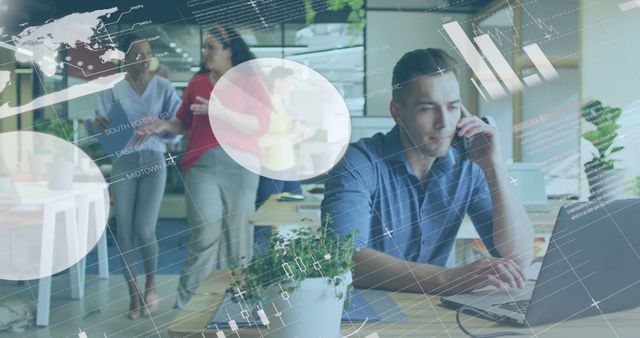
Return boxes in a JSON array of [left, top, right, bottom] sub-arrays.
[[456, 306, 524, 338]]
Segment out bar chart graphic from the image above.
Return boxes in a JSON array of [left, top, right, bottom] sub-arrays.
[[443, 21, 559, 100]]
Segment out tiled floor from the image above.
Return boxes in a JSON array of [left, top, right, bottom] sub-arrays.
[[0, 220, 193, 338], [0, 274, 184, 338]]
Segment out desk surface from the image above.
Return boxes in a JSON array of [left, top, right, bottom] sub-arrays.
[[250, 195, 322, 227], [168, 270, 640, 337], [250, 195, 563, 237]]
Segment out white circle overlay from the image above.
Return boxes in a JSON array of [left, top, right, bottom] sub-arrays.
[[0, 131, 109, 280], [208, 58, 351, 181]]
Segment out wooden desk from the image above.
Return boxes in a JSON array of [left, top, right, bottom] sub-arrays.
[[168, 270, 640, 337], [250, 195, 322, 228]]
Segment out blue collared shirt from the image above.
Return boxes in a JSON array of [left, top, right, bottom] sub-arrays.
[[321, 125, 498, 267]]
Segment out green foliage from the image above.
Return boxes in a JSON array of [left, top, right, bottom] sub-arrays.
[[33, 118, 108, 162], [77, 139, 109, 163], [227, 214, 357, 306], [305, 0, 366, 33], [581, 100, 624, 171], [635, 176, 640, 197], [33, 118, 73, 140], [304, 0, 316, 25], [33, 118, 74, 160]]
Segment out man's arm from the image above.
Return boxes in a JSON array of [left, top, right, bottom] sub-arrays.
[[483, 164, 534, 267], [353, 248, 526, 294], [323, 144, 526, 293], [457, 107, 534, 268], [352, 248, 444, 292]]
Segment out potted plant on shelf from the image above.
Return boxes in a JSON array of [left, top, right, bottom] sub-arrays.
[[581, 100, 625, 201], [228, 215, 356, 338]]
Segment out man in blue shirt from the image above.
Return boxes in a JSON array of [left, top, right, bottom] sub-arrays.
[[322, 48, 533, 294]]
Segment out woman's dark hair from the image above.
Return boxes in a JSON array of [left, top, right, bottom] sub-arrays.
[[197, 25, 256, 74]]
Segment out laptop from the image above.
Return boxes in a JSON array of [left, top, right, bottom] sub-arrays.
[[441, 198, 640, 326]]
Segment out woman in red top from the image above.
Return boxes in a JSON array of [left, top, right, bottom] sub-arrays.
[[139, 24, 270, 308]]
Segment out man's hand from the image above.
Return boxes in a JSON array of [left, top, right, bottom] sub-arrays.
[[456, 105, 501, 170], [437, 257, 526, 294]]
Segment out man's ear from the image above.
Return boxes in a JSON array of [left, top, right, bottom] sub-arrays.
[[389, 99, 402, 125]]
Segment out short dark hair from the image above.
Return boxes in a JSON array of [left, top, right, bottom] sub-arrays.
[[391, 48, 459, 103], [119, 33, 146, 55]]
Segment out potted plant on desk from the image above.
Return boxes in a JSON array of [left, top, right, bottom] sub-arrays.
[[228, 215, 356, 338], [581, 100, 625, 201]]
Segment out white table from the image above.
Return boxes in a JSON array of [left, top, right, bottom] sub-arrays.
[[0, 181, 109, 326]]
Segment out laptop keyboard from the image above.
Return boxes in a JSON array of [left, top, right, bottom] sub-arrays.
[[495, 299, 530, 315]]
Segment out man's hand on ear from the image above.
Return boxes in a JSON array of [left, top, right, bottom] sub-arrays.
[[456, 105, 501, 170]]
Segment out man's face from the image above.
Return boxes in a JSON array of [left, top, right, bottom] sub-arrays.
[[391, 71, 462, 158]]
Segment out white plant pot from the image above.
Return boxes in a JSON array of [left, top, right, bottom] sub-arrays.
[[263, 271, 352, 338], [47, 162, 75, 190], [586, 168, 625, 202]]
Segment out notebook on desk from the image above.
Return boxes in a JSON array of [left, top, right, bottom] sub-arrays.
[[207, 288, 406, 329]]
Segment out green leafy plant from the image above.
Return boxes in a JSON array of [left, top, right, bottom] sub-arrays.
[[304, 0, 365, 33], [33, 118, 73, 140], [635, 176, 640, 197], [581, 100, 624, 171], [227, 214, 357, 306], [33, 118, 74, 161], [34, 118, 108, 162]]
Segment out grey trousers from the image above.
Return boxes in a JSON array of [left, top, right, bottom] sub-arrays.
[[110, 151, 167, 283], [176, 147, 259, 308]]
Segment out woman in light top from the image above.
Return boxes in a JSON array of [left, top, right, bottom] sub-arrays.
[[87, 33, 181, 319], [138, 24, 271, 308]]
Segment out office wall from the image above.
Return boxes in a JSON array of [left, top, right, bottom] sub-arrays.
[[581, 0, 640, 196], [581, 1, 640, 109], [365, 11, 473, 117]]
